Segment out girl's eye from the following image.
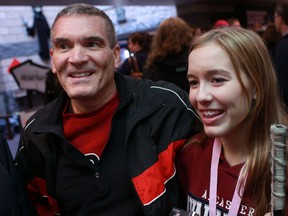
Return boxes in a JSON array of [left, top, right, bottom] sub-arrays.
[[189, 80, 199, 88], [211, 77, 226, 84]]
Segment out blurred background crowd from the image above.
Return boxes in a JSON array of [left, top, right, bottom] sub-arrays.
[[0, 0, 287, 151]]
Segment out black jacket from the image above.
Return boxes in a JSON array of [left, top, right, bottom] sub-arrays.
[[26, 9, 50, 60], [15, 73, 201, 215], [143, 50, 190, 92], [273, 34, 288, 108], [0, 133, 36, 215], [117, 49, 148, 75]]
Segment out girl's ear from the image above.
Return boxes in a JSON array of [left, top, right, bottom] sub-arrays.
[[253, 90, 257, 100]]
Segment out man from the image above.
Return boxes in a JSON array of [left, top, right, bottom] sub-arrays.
[[273, 1, 288, 109], [0, 133, 36, 215], [15, 3, 201, 216]]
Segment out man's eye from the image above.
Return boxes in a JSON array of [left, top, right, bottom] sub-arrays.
[[56, 44, 69, 50], [87, 42, 100, 48]]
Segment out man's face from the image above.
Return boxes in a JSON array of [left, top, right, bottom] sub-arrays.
[[50, 15, 120, 110], [274, 12, 282, 32]]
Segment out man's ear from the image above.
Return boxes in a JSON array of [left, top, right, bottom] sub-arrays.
[[113, 44, 121, 69], [50, 48, 57, 74]]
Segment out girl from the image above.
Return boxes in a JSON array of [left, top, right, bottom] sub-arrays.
[[177, 27, 288, 216]]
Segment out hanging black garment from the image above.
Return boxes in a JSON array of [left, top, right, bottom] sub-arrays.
[[26, 7, 50, 60]]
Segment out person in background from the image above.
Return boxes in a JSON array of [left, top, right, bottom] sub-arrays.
[[213, 19, 230, 29], [44, 70, 63, 104], [262, 23, 280, 56], [177, 27, 288, 215], [15, 3, 201, 216], [143, 17, 193, 92], [227, 17, 241, 27], [117, 32, 151, 78], [0, 132, 36, 215], [273, 1, 288, 110]]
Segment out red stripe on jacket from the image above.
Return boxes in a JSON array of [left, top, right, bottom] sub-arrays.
[[28, 177, 60, 215], [132, 139, 185, 206]]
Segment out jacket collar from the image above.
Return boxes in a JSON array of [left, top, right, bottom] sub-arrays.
[[24, 73, 137, 131], [25, 72, 170, 134]]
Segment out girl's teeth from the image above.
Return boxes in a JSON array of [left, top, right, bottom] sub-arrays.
[[203, 111, 220, 117]]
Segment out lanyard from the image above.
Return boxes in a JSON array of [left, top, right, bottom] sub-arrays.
[[209, 138, 246, 216]]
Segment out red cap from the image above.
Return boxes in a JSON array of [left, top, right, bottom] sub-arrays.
[[214, 20, 229, 28]]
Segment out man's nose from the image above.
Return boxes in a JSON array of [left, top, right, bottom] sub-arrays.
[[69, 45, 89, 64]]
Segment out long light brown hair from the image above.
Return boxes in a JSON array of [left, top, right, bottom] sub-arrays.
[[145, 17, 193, 68], [188, 27, 288, 216]]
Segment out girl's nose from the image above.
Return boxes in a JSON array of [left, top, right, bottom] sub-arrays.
[[196, 84, 213, 102]]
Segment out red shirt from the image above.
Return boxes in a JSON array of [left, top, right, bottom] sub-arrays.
[[63, 93, 119, 158], [177, 138, 255, 216]]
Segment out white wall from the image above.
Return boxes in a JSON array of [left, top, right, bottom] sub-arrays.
[[0, 5, 177, 97]]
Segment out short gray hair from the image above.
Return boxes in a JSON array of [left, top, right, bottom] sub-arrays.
[[50, 3, 117, 48]]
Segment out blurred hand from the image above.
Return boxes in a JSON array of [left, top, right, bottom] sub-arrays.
[[130, 72, 143, 79]]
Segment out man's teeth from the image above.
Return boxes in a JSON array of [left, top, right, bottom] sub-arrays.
[[72, 73, 91, 77]]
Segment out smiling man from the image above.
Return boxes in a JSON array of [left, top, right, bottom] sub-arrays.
[[14, 3, 201, 216]]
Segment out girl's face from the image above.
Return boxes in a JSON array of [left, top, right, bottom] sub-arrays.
[[187, 42, 255, 138]]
